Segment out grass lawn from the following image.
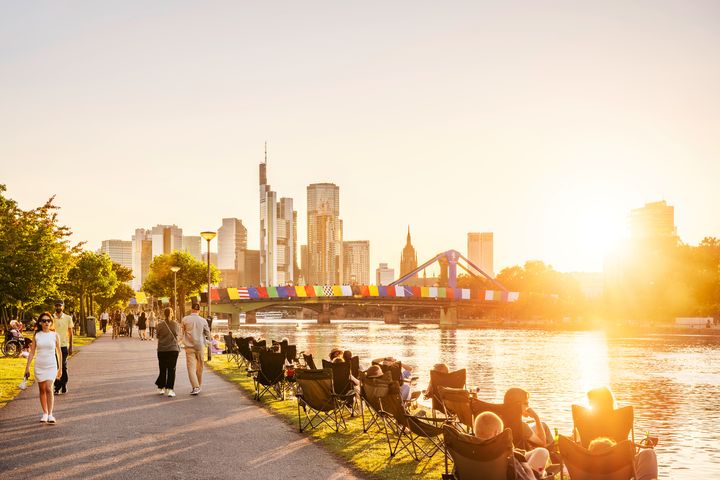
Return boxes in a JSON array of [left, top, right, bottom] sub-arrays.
[[208, 355, 446, 480], [0, 333, 99, 408]]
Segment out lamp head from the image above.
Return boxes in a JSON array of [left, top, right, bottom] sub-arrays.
[[200, 231, 217, 241], [170, 266, 180, 273]]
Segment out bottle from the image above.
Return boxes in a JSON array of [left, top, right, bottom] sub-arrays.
[[554, 427, 560, 447]]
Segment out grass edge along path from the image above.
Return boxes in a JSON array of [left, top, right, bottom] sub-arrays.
[[208, 355, 446, 480], [0, 333, 98, 408]]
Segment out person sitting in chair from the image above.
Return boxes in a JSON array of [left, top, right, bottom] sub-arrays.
[[475, 411, 548, 479], [422, 363, 449, 399], [588, 437, 658, 480], [504, 387, 555, 451]]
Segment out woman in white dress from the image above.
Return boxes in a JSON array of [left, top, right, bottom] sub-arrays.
[[24, 312, 62, 424]]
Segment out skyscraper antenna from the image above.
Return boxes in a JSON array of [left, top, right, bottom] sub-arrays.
[[264, 141, 267, 164]]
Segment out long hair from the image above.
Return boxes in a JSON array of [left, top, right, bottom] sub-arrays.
[[34, 312, 53, 339], [163, 307, 173, 322]]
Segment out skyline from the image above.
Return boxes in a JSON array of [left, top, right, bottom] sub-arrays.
[[2, 1, 719, 274]]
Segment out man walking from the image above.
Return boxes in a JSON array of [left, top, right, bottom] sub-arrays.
[[126, 311, 135, 337], [53, 299, 74, 395], [100, 310, 109, 333], [181, 302, 210, 395]]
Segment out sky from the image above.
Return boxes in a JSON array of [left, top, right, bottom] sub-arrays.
[[1, 1, 719, 276]]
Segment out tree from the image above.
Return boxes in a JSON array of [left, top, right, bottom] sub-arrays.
[[142, 251, 220, 317], [95, 263, 135, 313], [0, 184, 78, 325], [60, 252, 118, 334]]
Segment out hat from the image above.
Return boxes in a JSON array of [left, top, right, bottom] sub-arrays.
[[54, 299, 64, 306], [191, 302, 201, 310]]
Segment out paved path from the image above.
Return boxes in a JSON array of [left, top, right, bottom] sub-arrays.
[[0, 334, 363, 480]]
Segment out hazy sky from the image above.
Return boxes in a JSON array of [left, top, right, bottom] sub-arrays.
[[2, 1, 719, 276]]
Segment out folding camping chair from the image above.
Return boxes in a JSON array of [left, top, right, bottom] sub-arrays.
[[559, 435, 636, 480], [442, 424, 514, 480], [572, 405, 635, 449], [295, 368, 347, 432], [322, 359, 358, 416], [253, 349, 287, 401], [439, 386, 475, 433], [428, 369, 467, 418]]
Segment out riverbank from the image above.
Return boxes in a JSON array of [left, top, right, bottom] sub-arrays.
[[208, 356, 446, 479], [0, 334, 97, 408]]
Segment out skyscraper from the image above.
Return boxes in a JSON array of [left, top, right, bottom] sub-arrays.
[[217, 218, 248, 270], [150, 224, 183, 258], [99, 239, 132, 271], [629, 201, 678, 243], [467, 232, 494, 277], [400, 226, 418, 280], [182, 236, 202, 261], [376, 263, 395, 286], [131, 229, 152, 291], [343, 240, 370, 285], [259, 148, 297, 286], [307, 183, 342, 284]]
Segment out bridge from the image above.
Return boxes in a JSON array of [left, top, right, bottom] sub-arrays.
[[203, 250, 519, 328]]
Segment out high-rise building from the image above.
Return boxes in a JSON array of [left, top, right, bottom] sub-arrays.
[[239, 249, 261, 286], [629, 201, 678, 243], [343, 241, 370, 285], [467, 232, 494, 277], [99, 240, 132, 271], [150, 224, 183, 258], [182, 236, 202, 261], [299, 244, 308, 285], [400, 226, 418, 279], [376, 263, 395, 286], [131, 229, 152, 291], [307, 183, 342, 284], [259, 150, 297, 286], [217, 218, 248, 270]]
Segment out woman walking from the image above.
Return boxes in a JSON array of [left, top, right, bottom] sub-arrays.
[[24, 312, 62, 423], [148, 310, 156, 339], [138, 311, 147, 340], [155, 307, 180, 397]]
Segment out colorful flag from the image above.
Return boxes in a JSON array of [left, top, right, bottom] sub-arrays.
[[332, 285, 343, 296], [461, 288, 471, 300], [378, 286, 388, 297], [323, 285, 334, 297], [248, 288, 260, 300], [429, 287, 438, 298], [285, 286, 297, 297], [276, 286, 287, 298], [314, 286, 325, 297], [257, 287, 268, 299], [360, 285, 370, 297], [508, 292, 520, 302], [420, 287, 430, 298], [135, 291, 148, 304], [227, 288, 240, 300], [394, 286, 405, 297], [238, 288, 250, 299], [210, 288, 221, 301], [305, 285, 317, 297], [369, 285, 379, 297], [341, 285, 353, 296], [437, 287, 446, 298], [295, 286, 307, 298]]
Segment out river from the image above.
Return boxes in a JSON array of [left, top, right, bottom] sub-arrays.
[[232, 320, 720, 478]]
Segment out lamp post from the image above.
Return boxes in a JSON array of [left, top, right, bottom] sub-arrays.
[[200, 231, 216, 362], [170, 266, 180, 321]]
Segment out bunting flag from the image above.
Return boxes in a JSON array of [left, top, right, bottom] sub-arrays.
[[437, 287, 446, 298], [248, 288, 260, 300], [257, 287, 269, 299], [341, 285, 353, 297], [323, 285, 334, 296], [332, 285, 343, 296], [378, 286, 388, 297], [360, 285, 370, 296], [217, 288, 230, 301], [429, 287, 438, 298], [351, 285, 362, 296], [421, 287, 430, 298], [394, 286, 405, 297], [385, 286, 396, 297], [238, 288, 250, 299], [276, 286, 287, 298], [368, 285, 379, 297], [266, 286, 278, 298], [305, 285, 317, 297], [461, 288, 471, 300], [411, 286, 422, 298], [210, 288, 221, 301], [508, 292, 520, 302], [227, 288, 240, 300], [135, 291, 148, 304], [285, 286, 297, 297], [295, 286, 307, 298], [446, 288, 455, 300]]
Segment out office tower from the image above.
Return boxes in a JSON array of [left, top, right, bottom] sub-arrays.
[[376, 263, 395, 286], [259, 150, 298, 286], [131, 229, 152, 291], [239, 249, 261, 286], [307, 183, 342, 284], [467, 232, 494, 277], [182, 236, 202, 261], [299, 245, 308, 285], [343, 241, 370, 285], [276, 198, 296, 285], [400, 226, 418, 279], [217, 218, 248, 270], [629, 201, 678, 243], [150, 224, 183, 258], [99, 240, 132, 271]]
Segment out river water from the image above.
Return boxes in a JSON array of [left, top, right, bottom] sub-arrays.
[[233, 320, 720, 479]]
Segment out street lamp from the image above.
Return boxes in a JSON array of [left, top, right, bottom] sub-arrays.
[[200, 231, 216, 362], [170, 266, 180, 321]]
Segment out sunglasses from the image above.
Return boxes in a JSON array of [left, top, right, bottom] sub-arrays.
[[39, 318, 52, 323]]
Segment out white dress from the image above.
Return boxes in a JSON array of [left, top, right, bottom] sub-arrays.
[[33, 331, 58, 382]]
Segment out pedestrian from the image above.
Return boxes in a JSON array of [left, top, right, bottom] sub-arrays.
[[148, 310, 157, 339], [126, 311, 135, 337], [181, 302, 210, 395], [111, 310, 121, 339], [100, 310, 109, 333], [138, 310, 147, 340], [119, 311, 127, 337], [24, 312, 62, 423], [52, 300, 73, 396], [155, 307, 180, 397]]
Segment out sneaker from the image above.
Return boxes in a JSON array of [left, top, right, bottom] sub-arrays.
[[166, 389, 176, 397], [40, 413, 48, 423], [158, 388, 165, 395], [47, 415, 56, 424], [190, 387, 200, 395], [61, 387, 67, 394]]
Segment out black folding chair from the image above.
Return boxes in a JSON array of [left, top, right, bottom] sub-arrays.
[[253, 349, 286, 401], [280, 343, 298, 364], [572, 405, 635, 448], [359, 371, 393, 435], [321, 359, 358, 416], [559, 435, 636, 480], [302, 353, 317, 369], [428, 369, 467, 417], [223, 333, 239, 364], [236, 337, 252, 371], [439, 386, 475, 433], [296, 368, 347, 432], [442, 424, 514, 480]]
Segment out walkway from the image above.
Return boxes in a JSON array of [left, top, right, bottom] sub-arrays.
[[0, 334, 363, 480]]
